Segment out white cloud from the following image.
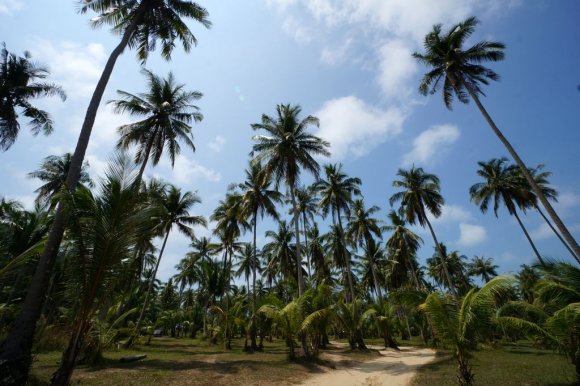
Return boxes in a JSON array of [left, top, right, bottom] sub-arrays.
[[457, 223, 487, 246], [557, 191, 580, 210], [403, 124, 460, 166], [208, 135, 226, 153], [529, 223, 553, 241], [429, 204, 473, 224], [162, 155, 221, 185], [282, 15, 314, 44], [0, 0, 23, 15], [31, 40, 106, 99], [85, 153, 109, 181], [315, 96, 405, 160], [376, 39, 418, 99]]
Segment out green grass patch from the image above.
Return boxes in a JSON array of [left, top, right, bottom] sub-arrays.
[[411, 342, 577, 386]]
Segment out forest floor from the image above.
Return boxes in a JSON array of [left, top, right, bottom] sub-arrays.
[[28, 337, 577, 385]]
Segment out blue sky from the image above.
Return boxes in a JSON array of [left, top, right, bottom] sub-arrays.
[[1, 0, 579, 282]]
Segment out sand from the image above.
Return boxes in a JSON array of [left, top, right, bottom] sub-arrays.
[[299, 345, 437, 386]]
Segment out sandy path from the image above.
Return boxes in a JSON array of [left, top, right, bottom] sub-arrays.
[[299, 346, 437, 386]]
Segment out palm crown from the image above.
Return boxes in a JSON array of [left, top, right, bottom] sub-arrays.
[[413, 16, 505, 109]]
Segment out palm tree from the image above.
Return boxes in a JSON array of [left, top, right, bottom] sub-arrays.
[[0, 43, 66, 151], [467, 256, 498, 283], [130, 184, 206, 346], [251, 103, 330, 297], [1, 3, 211, 378], [384, 210, 423, 290], [420, 276, 514, 385], [28, 153, 93, 208], [315, 163, 361, 301], [307, 223, 332, 286], [522, 165, 578, 263], [263, 220, 297, 283], [346, 199, 383, 298], [290, 185, 319, 278], [413, 16, 579, 259], [389, 166, 456, 296], [470, 158, 543, 263], [49, 153, 147, 386], [237, 162, 281, 351], [110, 69, 203, 184]]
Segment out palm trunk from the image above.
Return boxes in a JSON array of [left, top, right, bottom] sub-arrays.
[[302, 212, 311, 279], [424, 216, 457, 298], [464, 83, 580, 260], [290, 187, 309, 357], [0, 7, 148, 381], [512, 209, 544, 264], [134, 131, 157, 188], [336, 208, 355, 303], [127, 229, 171, 348], [366, 236, 383, 300], [49, 315, 91, 386], [536, 205, 579, 263], [251, 211, 258, 351]]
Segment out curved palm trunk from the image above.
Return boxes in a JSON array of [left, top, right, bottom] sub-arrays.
[[536, 205, 579, 263], [512, 209, 544, 265], [464, 84, 580, 260], [302, 212, 312, 279], [424, 217, 457, 298], [126, 229, 171, 348], [0, 7, 148, 381], [134, 131, 158, 188], [366, 236, 383, 301]]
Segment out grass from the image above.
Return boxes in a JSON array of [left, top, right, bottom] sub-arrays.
[[411, 342, 578, 386], [28, 336, 374, 385]]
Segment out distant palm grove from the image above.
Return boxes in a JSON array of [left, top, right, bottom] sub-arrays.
[[0, 3, 578, 386]]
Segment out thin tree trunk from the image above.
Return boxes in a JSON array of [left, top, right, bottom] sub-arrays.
[[302, 212, 311, 279], [126, 229, 171, 348], [134, 131, 157, 188], [251, 211, 258, 351], [536, 205, 578, 262], [290, 188, 304, 296], [50, 316, 90, 386], [464, 84, 580, 260], [424, 217, 457, 298], [366, 236, 383, 300], [513, 210, 544, 264], [336, 208, 355, 303], [0, 7, 148, 381]]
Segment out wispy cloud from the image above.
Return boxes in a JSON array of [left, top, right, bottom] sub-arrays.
[[208, 135, 226, 153], [403, 124, 460, 166], [457, 223, 487, 246], [0, 0, 24, 16]]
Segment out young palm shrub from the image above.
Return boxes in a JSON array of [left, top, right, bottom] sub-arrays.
[[362, 301, 399, 349], [50, 153, 152, 386], [420, 276, 514, 386], [258, 300, 303, 359]]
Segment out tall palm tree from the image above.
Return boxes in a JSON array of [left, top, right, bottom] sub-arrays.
[[130, 184, 206, 346], [384, 210, 423, 290], [467, 256, 498, 283], [413, 16, 579, 259], [290, 185, 319, 278], [263, 220, 297, 284], [1, 3, 211, 378], [110, 69, 203, 183], [237, 162, 281, 351], [315, 163, 361, 301], [346, 199, 383, 298], [470, 158, 543, 263], [521, 164, 578, 263], [28, 153, 93, 208], [307, 223, 332, 286], [389, 166, 456, 296], [251, 103, 330, 297], [0, 43, 66, 151]]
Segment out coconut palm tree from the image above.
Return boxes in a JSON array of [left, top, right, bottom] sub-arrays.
[[467, 256, 498, 283], [520, 164, 578, 263], [307, 223, 332, 286], [346, 199, 382, 298], [384, 210, 423, 290], [315, 163, 361, 301], [390, 166, 456, 296], [1, 3, 211, 378], [28, 153, 93, 208], [413, 16, 579, 259], [289, 185, 319, 278], [50, 153, 148, 386], [0, 43, 66, 151], [110, 69, 203, 184], [251, 103, 330, 297], [263, 220, 297, 284], [420, 276, 514, 385], [129, 184, 206, 346], [470, 158, 543, 263]]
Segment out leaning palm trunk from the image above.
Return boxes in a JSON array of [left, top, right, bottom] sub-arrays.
[[134, 129, 158, 187], [512, 210, 544, 265], [126, 229, 171, 348], [535, 205, 578, 262], [50, 313, 91, 386], [0, 8, 148, 381], [464, 83, 580, 261], [424, 216, 457, 297]]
